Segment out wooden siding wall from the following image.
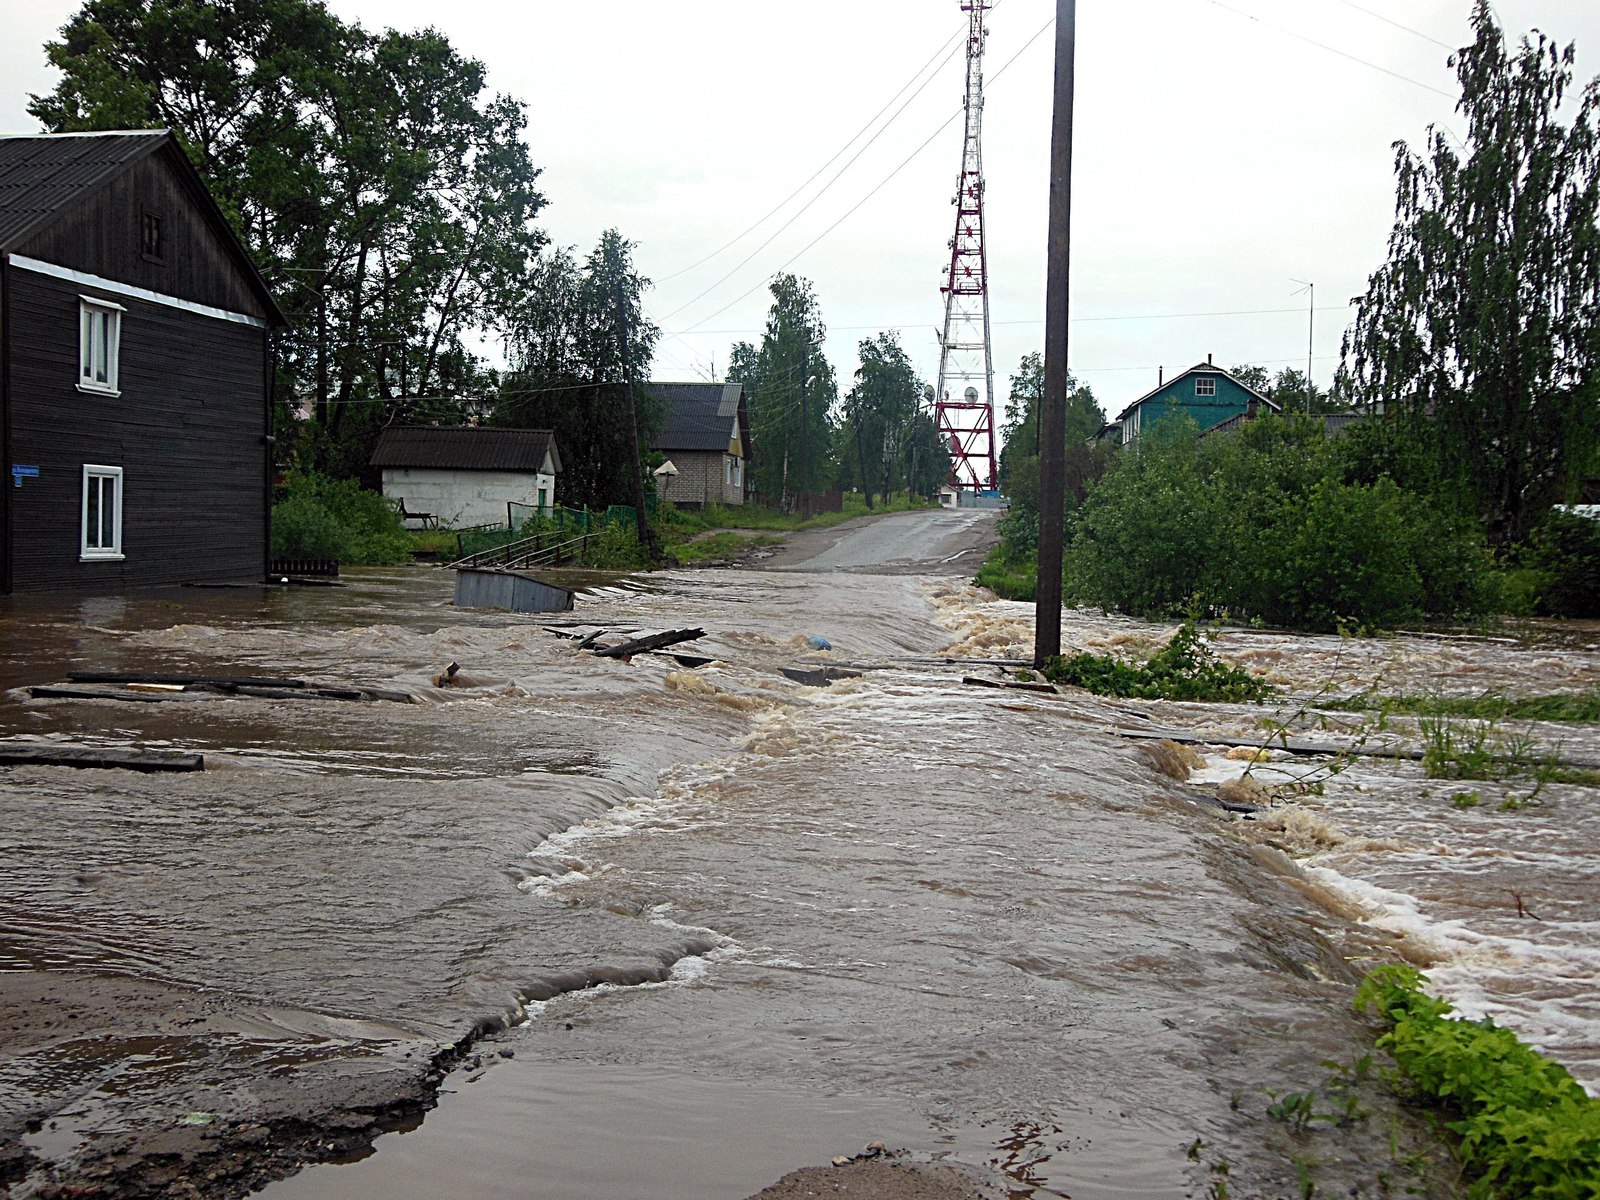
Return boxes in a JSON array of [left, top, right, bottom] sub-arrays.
[[17, 152, 269, 320], [5, 269, 268, 590]]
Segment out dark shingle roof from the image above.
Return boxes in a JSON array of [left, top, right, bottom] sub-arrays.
[[0, 131, 169, 250], [0, 130, 286, 325], [370, 427, 561, 473], [649, 382, 744, 452]]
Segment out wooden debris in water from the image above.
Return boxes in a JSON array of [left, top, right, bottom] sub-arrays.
[[0, 744, 205, 773], [591, 628, 707, 660]]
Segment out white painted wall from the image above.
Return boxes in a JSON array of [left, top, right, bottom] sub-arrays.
[[380, 468, 555, 528]]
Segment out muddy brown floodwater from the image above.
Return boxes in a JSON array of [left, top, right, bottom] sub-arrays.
[[1, 510, 1595, 1200]]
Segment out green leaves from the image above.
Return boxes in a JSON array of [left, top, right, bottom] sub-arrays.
[[1342, 5, 1600, 547], [1042, 622, 1271, 703], [1355, 965, 1600, 1199]]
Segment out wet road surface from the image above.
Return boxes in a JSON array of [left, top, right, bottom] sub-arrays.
[[1, 509, 1594, 1198]]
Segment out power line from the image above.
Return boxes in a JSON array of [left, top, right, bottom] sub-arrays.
[[1326, 0, 1457, 52], [655, 21, 969, 285], [677, 13, 1059, 337], [1195, 0, 1457, 99], [670, 303, 1355, 339], [659, 35, 965, 322]]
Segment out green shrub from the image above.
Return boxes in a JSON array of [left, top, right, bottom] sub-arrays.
[[1355, 964, 1600, 1199], [271, 473, 412, 565], [1526, 510, 1600, 618], [974, 545, 1036, 601], [1043, 621, 1271, 702], [1062, 416, 1492, 631]]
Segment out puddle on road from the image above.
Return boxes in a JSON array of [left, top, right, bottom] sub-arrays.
[[255, 1062, 1187, 1200]]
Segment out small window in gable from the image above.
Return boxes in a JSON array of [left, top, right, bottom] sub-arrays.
[[141, 211, 164, 261], [79, 297, 124, 395], [82, 465, 124, 561], [1195, 377, 1217, 397]]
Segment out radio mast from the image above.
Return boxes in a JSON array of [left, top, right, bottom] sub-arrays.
[[934, 0, 998, 493]]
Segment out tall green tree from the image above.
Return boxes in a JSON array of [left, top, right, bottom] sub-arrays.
[[496, 232, 661, 511], [727, 275, 838, 505], [32, 0, 548, 478], [997, 352, 1105, 511], [1342, 2, 1600, 545], [840, 332, 929, 507]]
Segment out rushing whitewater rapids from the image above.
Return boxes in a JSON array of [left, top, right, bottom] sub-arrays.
[[1, 509, 1595, 1200]]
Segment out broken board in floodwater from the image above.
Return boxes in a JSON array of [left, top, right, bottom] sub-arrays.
[[454, 568, 575, 614]]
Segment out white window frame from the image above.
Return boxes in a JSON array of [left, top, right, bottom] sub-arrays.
[[78, 297, 124, 396], [81, 465, 125, 561], [1195, 377, 1217, 397]]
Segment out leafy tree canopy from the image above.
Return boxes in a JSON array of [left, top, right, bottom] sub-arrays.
[[32, 0, 548, 478], [496, 231, 662, 511], [727, 275, 838, 505], [1341, 1, 1600, 545]]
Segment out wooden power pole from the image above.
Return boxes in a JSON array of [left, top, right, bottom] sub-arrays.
[[612, 272, 661, 563], [1034, 0, 1076, 668]]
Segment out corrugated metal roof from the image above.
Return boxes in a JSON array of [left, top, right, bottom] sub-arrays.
[[0, 131, 168, 251], [370, 426, 560, 473], [650, 381, 745, 453]]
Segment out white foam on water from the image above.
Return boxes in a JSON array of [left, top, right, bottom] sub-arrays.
[[1302, 862, 1600, 1094]]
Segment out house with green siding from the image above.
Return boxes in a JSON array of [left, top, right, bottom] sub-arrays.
[[1110, 360, 1277, 446]]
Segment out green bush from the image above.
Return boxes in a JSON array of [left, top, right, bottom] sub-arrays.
[[974, 545, 1037, 601], [1043, 621, 1271, 702], [1062, 415, 1492, 632], [1356, 964, 1600, 1199], [1526, 510, 1600, 618], [271, 473, 412, 565]]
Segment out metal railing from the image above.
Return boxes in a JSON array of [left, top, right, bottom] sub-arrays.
[[445, 530, 591, 572]]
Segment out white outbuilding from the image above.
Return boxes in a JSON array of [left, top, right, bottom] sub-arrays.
[[370, 426, 561, 530]]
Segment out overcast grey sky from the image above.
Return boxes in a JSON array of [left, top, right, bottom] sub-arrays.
[[4, 0, 1598, 421]]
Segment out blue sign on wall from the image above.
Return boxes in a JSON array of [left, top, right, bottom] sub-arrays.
[[11, 464, 40, 487]]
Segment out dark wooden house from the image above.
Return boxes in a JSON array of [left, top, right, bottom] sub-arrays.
[[0, 131, 285, 593]]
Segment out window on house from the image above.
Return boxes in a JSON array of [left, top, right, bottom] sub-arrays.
[[1195, 377, 1217, 397], [141, 211, 163, 261], [81, 465, 124, 560], [79, 298, 124, 394]]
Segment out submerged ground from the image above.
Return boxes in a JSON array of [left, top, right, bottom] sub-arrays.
[[1, 508, 1595, 1200]]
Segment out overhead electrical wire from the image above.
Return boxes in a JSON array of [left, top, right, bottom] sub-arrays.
[[1326, 0, 1457, 52], [659, 34, 967, 322], [1195, 0, 1457, 99], [670, 304, 1355, 339], [675, 12, 1058, 337], [655, 20, 970, 285]]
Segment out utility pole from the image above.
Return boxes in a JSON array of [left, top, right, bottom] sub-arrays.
[[612, 271, 660, 563], [1034, 0, 1076, 669], [799, 361, 810, 517], [1292, 278, 1314, 411]]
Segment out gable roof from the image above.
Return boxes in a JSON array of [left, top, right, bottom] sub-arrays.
[[0, 130, 286, 325], [1115, 361, 1278, 422], [370, 426, 561, 474], [649, 381, 745, 453]]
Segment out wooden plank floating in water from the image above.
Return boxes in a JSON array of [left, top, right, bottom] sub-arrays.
[[0, 745, 205, 772], [71, 671, 309, 689], [1114, 726, 1600, 770], [591, 628, 706, 660], [962, 675, 1061, 695], [31, 681, 415, 705]]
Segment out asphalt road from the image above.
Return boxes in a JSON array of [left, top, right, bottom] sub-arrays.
[[762, 507, 1000, 575]]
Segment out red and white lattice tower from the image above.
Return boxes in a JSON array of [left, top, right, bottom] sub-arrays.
[[935, 0, 998, 492]]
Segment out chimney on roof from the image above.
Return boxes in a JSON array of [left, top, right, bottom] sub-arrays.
[[1208, 352, 1213, 365], [1158, 366, 1164, 386], [1247, 396, 1259, 419]]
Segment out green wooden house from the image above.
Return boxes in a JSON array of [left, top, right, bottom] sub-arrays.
[[1110, 360, 1277, 446]]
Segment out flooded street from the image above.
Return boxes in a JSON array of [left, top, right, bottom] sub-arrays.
[[2, 508, 1596, 1199]]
